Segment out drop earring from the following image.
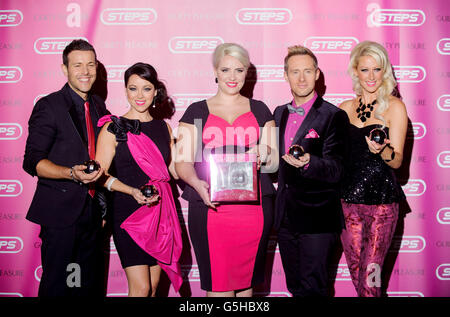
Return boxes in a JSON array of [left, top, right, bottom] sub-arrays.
[[152, 89, 159, 108], [215, 78, 218, 84]]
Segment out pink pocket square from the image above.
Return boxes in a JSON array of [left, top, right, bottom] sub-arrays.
[[305, 128, 320, 139]]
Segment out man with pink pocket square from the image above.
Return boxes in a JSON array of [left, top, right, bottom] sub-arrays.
[[273, 45, 349, 297]]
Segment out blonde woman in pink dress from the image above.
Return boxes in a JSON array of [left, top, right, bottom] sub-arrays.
[[175, 43, 278, 297]]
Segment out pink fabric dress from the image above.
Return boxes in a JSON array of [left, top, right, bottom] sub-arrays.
[[98, 115, 183, 291], [179, 99, 275, 292], [203, 112, 264, 292]]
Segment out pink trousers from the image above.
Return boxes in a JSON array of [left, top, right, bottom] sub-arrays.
[[340, 200, 398, 297]]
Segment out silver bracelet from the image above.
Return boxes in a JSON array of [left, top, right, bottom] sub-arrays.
[[106, 177, 117, 191], [70, 166, 82, 185]]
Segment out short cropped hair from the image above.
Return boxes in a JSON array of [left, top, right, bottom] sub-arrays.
[[62, 39, 97, 66], [212, 43, 250, 69], [284, 45, 318, 71]]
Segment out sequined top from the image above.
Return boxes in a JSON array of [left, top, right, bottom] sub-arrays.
[[341, 124, 405, 205]]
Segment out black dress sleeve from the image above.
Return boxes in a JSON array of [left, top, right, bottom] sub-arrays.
[[179, 100, 209, 125], [250, 99, 274, 127]]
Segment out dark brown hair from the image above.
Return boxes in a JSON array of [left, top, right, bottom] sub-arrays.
[[124, 62, 175, 120], [62, 39, 97, 66]]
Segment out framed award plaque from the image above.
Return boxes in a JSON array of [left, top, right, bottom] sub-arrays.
[[209, 153, 258, 203]]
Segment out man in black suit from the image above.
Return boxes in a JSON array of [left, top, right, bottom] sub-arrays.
[[273, 45, 349, 296], [23, 39, 109, 296]]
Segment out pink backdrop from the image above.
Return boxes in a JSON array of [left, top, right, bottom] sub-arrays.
[[0, 0, 449, 297]]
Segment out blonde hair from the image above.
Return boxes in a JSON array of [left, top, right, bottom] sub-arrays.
[[284, 45, 318, 71], [212, 43, 250, 69], [348, 41, 397, 126]]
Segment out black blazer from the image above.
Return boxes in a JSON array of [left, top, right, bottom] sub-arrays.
[[273, 96, 349, 234], [23, 84, 109, 228]]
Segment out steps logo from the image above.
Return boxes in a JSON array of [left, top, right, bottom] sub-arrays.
[[109, 237, 117, 254], [107, 293, 127, 297], [0, 123, 22, 140], [368, 8, 426, 27], [177, 207, 188, 226], [304, 37, 358, 54], [0, 180, 23, 197], [173, 93, 214, 111], [437, 95, 450, 112], [0, 292, 23, 297], [34, 94, 48, 106], [437, 207, 450, 225], [408, 122, 426, 140], [255, 65, 284, 82], [169, 36, 224, 54], [401, 179, 426, 196], [393, 66, 426, 83], [391, 235, 426, 253], [387, 291, 424, 297], [437, 151, 450, 168], [0, 10, 23, 27], [436, 264, 450, 280], [34, 265, 42, 282], [100, 8, 157, 25], [336, 264, 352, 281], [0, 66, 22, 83], [105, 65, 129, 83], [235, 8, 292, 25], [323, 93, 356, 106], [0, 236, 23, 253], [34, 37, 88, 54], [181, 264, 200, 282], [437, 38, 450, 55]]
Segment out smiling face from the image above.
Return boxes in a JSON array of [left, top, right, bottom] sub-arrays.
[[284, 54, 320, 103], [125, 74, 157, 114], [214, 55, 247, 95], [354, 55, 384, 94], [62, 50, 97, 100]]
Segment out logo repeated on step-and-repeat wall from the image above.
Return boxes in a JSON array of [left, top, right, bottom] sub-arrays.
[[34, 37, 89, 55], [304, 36, 359, 54], [0, 10, 23, 27], [0, 66, 22, 83], [0, 1, 449, 297], [169, 36, 224, 54], [235, 8, 292, 25], [0, 236, 23, 254], [100, 8, 157, 25]]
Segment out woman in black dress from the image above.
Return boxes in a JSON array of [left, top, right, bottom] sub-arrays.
[[339, 41, 407, 296], [95, 63, 182, 297]]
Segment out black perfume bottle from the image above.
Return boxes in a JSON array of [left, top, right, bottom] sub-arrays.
[[288, 144, 305, 159], [84, 160, 100, 174], [369, 128, 387, 145], [140, 184, 159, 198]]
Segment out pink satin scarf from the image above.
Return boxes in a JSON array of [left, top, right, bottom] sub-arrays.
[[98, 115, 183, 291]]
